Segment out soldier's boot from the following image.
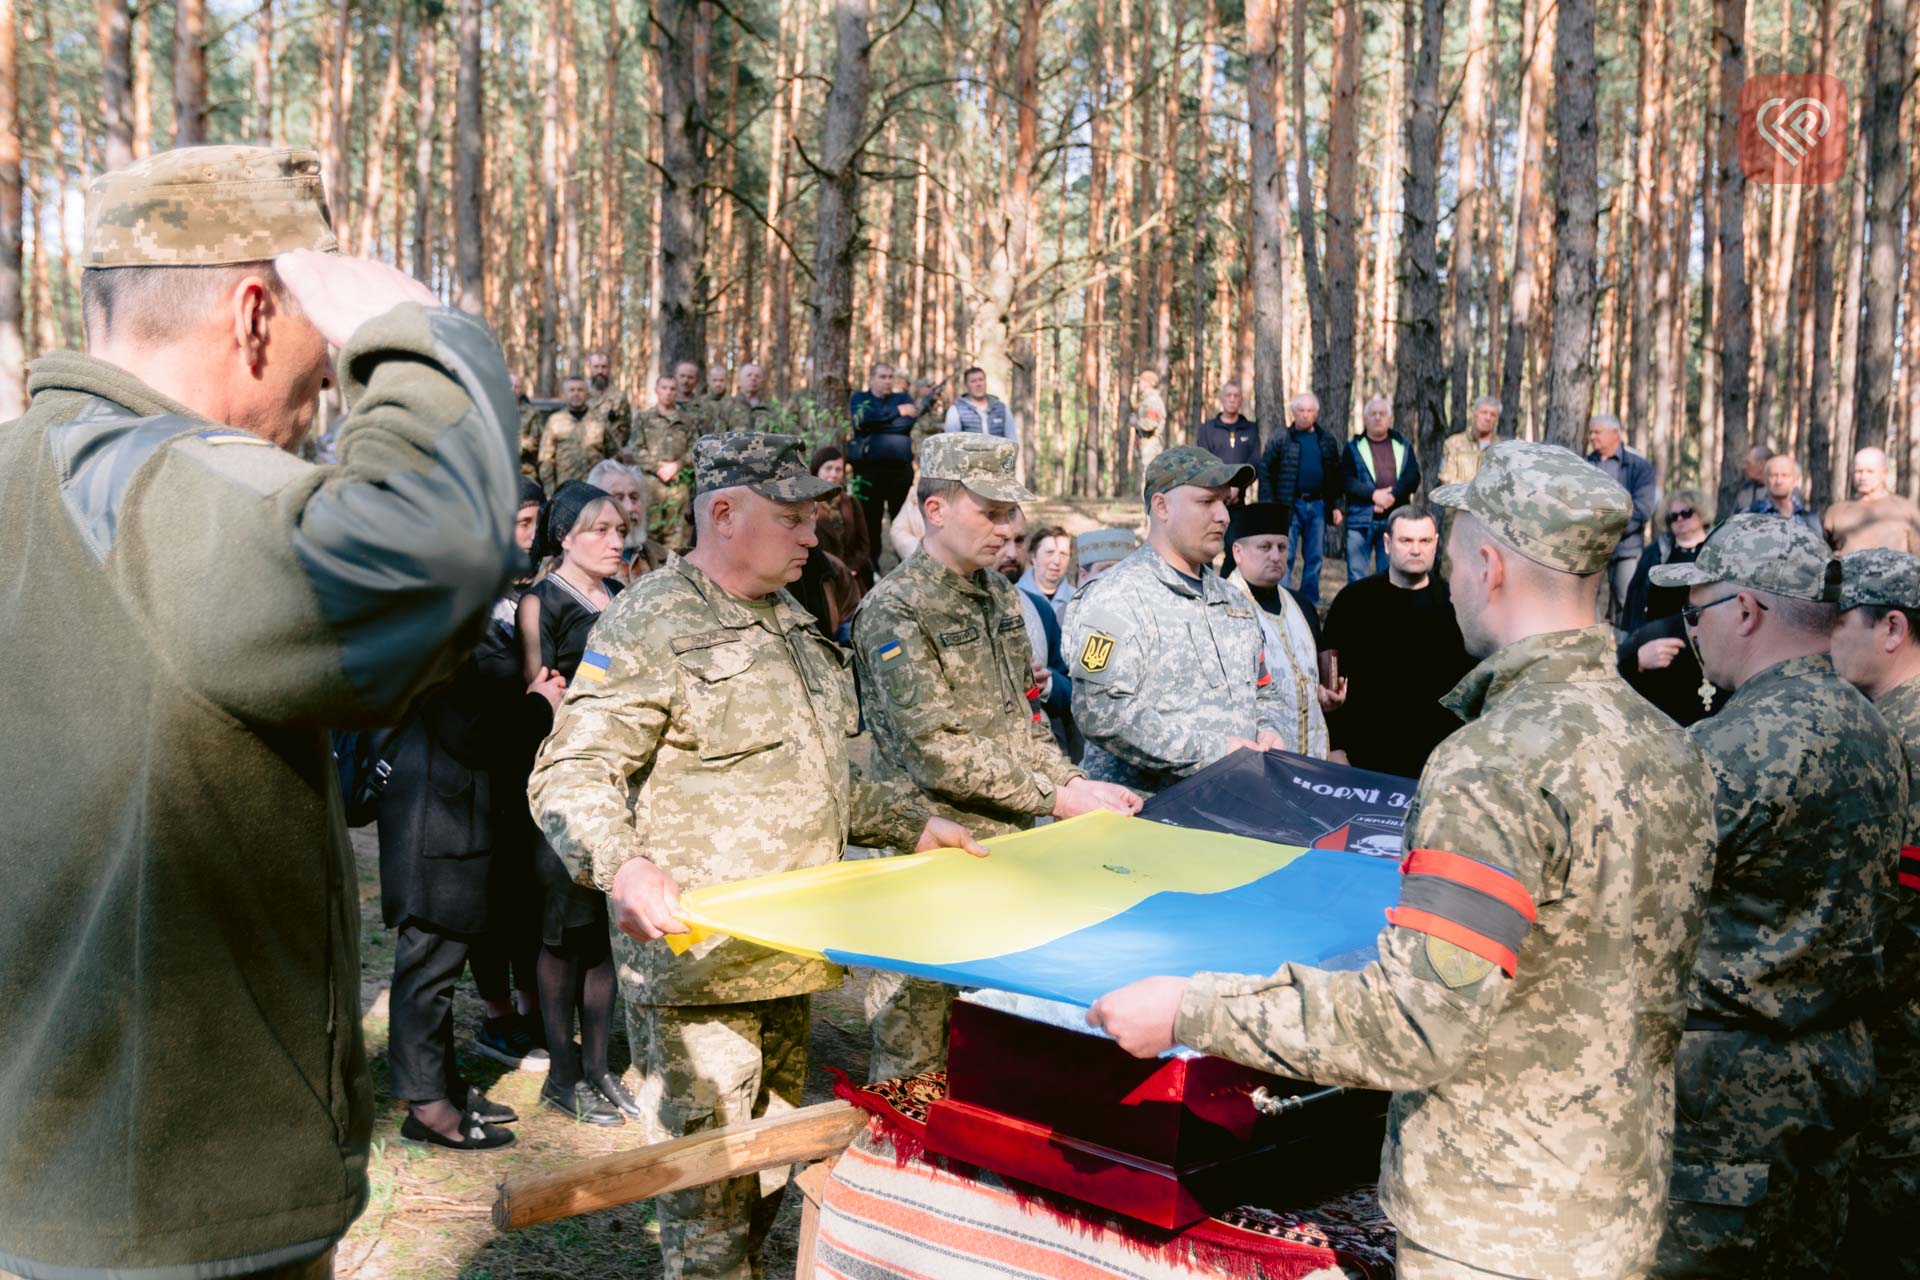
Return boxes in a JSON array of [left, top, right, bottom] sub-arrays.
[[864, 970, 953, 1083]]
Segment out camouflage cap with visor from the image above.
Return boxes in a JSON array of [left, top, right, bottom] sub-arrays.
[[1430, 440, 1631, 574], [1075, 527, 1141, 569], [920, 432, 1038, 504], [1648, 513, 1831, 601], [85, 145, 339, 268], [1834, 547, 1920, 612], [1142, 445, 1255, 506], [693, 432, 840, 501]]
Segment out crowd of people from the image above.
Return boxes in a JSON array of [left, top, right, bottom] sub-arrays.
[[12, 140, 1920, 1280]]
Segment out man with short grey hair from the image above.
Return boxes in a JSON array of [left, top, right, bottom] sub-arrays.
[[1438, 394, 1502, 486], [1746, 453, 1821, 537], [1256, 389, 1344, 607], [1197, 379, 1260, 474]]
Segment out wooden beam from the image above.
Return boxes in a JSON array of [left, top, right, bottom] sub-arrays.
[[492, 1099, 867, 1231]]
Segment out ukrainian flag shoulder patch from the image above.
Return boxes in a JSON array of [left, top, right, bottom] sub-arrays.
[[877, 640, 903, 663], [578, 651, 612, 683]]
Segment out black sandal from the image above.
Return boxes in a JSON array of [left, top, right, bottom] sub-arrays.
[[400, 1111, 516, 1151]]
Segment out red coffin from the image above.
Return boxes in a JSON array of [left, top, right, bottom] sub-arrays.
[[923, 999, 1386, 1230]]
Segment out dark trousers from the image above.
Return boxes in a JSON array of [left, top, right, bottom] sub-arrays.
[[388, 922, 474, 1105], [858, 462, 915, 561]]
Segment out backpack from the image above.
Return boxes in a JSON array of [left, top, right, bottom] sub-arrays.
[[332, 728, 400, 828]]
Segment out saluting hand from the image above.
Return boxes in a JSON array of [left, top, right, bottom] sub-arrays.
[[611, 857, 688, 941], [915, 816, 989, 858], [1087, 976, 1189, 1058], [274, 249, 439, 349]]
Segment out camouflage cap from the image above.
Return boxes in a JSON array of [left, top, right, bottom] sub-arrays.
[[693, 432, 839, 501], [1647, 513, 1831, 600], [1430, 440, 1631, 574], [1834, 548, 1920, 611], [920, 432, 1037, 504], [85, 145, 338, 268], [1075, 526, 1141, 568], [1143, 445, 1255, 505]]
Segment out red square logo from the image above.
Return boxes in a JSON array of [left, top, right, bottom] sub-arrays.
[[1739, 74, 1848, 184]]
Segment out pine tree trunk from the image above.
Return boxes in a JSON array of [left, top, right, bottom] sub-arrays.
[[1396, 0, 1447, 479], [99, 0, 134, 169], [412, 21, 439, 283], [562, 0, 583, 369], [805, 0, 871, 416], [1498, 0, 1552, 438], [1627, 0, 1664, 441], [1321, 0, 1362, 438], [252, 0, 273, 145], [1712, 0, 1751, 516], [656, 0, 707, 371], [1247, 0, 1287, 448], [325, 0, 353, 248], [1292, 0, 1327, 407], [1542, 0, 1598, 450], [453, 0, 482, 314], [1447, 0, 1491, 434], [538, 0, 560, 390], [132, 3, 151, 157], [1855, 0, 1907, 452], [171, 0, 206, 145], [357, 10, 405, 259], [0, 0, 21, 416]]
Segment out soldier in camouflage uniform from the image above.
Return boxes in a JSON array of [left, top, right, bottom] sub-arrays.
[[706, 362, 777, 435], [511, 370, 541, 478], [1646, 515, 1908, 1278], [1091, 442, 1721, 1280], [852, 434, 1141, 1080], [538, 375, 627, 492], [528, 433, 982, 1280], [1830, 549, 1920, 1277], [586, 349, 633, 444], [635, 374, 700, 553], [1066, 445, 1287, 796]]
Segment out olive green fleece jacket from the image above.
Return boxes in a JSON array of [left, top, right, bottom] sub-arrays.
[[0, 303, 519, 1278]]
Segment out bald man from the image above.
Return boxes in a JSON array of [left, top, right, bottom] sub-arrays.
[[1825, 448, 1920, 554]]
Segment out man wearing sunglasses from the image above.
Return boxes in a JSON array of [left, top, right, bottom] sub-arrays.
[[1827, 549, 1920, 1275], [1647, 517, 1909, 1277]]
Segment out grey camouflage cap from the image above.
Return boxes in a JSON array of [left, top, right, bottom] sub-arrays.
[[1648, 513, 1831, 600], [693, 432, 839, 501], [1430, 440, 1631, 574], [1143, 444, 1255, 505], [85, 145, 339, 268], [921, 432, 1038, 503], [1835, 548, 1920, 611], [1075, 526, 1140, 568]]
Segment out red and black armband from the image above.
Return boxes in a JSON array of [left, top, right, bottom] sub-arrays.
[[1902, 846, 1920, 892], [1384, 848, 1537, 977]]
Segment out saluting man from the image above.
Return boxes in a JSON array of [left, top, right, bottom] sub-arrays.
[[1091, 443, 1720, 1280], [528, 433, 982, 1280], [853, 433, 1140, 1080], [1065, 445, 1288, 796]]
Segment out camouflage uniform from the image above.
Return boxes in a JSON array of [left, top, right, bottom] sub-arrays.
[[537, 402, 624, 493], [635, 403, 700, 552], [707, 395, 776, 436], [1066, 448, 1282, 796], [1834, 550, 1920, 1276], [588, 378, 633, 447], [1437, 430, 1495, 488], [1172, 443, 1720, 1280], [529, 433, 933, 1280], [517, 399, 543, 478], [1647, 517, 1907, 1278], [851, 435, 1085, 1079]]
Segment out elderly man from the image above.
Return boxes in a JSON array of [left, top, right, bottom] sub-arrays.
[[1733, 445, 1773, 514], [1826, 447, 1920, 553], [1092, 442, 1718, 1280], [1067, 446, 1288, 796], [1745, 453, 1821, 536], [1648, 516, 1907, 1277], [1586, 413, 1659, 629], [1339, 397, 1421, 582], [1438, 395, 1501, 486], [529, 433, 981, 1280], [1258, 390, 1345, 608], [1197, 380, 1261, 474], [1225, 502, 1334, 757], [1830, 549, 1920, 1277], [0, 146, 519, 1278]]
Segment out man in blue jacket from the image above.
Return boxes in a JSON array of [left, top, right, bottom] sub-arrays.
[[1586, 413, 1658, 630], [849, 361, 920, 561], [1339, 396, 1421, 582]]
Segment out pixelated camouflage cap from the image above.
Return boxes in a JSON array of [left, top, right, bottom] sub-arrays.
[[1142, 445, 1255, 505], [1430, 440, 1631, 574], [693, 432, 839, 501], [1833, 548, 1920, 611], [85, 145, 338, 268], [1648, 513, 1831, 600], [1074, 526, 1140, 568], [920, 432, 1037, 504]]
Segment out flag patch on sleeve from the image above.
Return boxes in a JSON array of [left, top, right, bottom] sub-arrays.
[[578, 651, 612, 683], [878, 640, 904, 663], [1385, 848, 1537, 977]]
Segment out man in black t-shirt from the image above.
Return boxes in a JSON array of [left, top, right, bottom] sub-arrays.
[[1322, 505, 1475, 777]]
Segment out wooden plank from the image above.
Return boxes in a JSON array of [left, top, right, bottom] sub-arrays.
[[792, 1157, 839, 1280], [492, 1100, 867, 1231]]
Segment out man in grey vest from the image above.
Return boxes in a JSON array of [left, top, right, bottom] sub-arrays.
[[943, 365, 1018, 443]]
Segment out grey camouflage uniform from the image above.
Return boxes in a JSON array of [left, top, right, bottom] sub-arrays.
[[528, 433, 933, 1280], [851, 434, 1085, 1079], [1173, 443, 1720, 1280], [1833, 549, 1920, 1275], [1646, 517, 1908, 1278]]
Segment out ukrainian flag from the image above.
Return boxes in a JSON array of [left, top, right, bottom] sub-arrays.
[[667, 810, 1398, 1007]]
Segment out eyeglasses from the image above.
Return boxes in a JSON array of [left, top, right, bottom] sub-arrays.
[[1668, 507, 1696, 522], [1680, 593, 1765, 628]]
